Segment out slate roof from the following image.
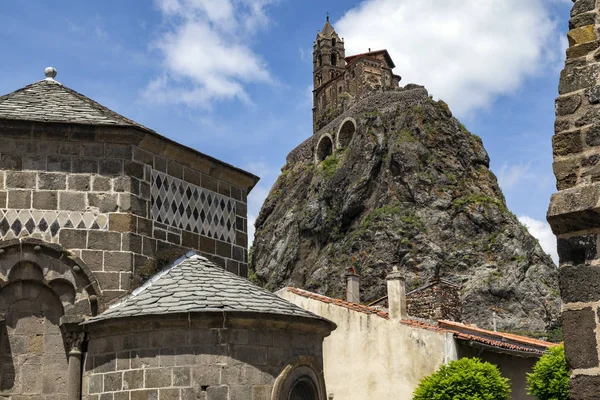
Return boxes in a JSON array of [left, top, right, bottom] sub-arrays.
[[84, 253, 323, 324], [0, 78, 150, 130]]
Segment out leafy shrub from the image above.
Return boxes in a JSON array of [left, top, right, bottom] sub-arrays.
[[412, 357, 510, 400], [526, 344, 569, 400]]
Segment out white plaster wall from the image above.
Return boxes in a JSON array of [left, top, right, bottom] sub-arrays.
[[278, 290, 454, 400]]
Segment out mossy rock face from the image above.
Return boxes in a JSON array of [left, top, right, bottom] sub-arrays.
[[251, 87, 559, 333]]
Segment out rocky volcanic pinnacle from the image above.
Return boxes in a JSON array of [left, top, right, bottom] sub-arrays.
[[251, 85, 560, 333]]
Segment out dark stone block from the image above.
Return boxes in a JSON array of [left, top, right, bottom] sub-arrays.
[[559, 64, 600, 94], [60, 229, 87, 249], [218, 181, 230, 197], [0, 154, 22, 170], [88, 231, 122, 251], [133, 147, 154, 165], [199, 236, 215, 253], [68, 175, 91, 191], [184, 167, 201, 186], [167, 231, 180, 245], [226, 259, 239, 275], [560, 264, 600, 302], [555, 118, 571, 133], [0, 191, 6, 208], [22, 155, 47, 170], [88, 193, 118, 213], [556, 94, 583, 115], [137, 217, 152, 236], [59, 143, 80, 156], [38, 173, 66, 190], [239, 262, 248, 278], [563, 308, 599, 369], [142, 236, 157, 258], [182, 231, 199, 248], [571, 375, 600, 400], [154, 156, 167, 173], [47, 155, 71, 172], [7, 190, 31, 208], [122, 232, 143, 253], [72, 158, 98, 174], [236, 201, 247, 217], [59, 192, 86, 211], [168, 161, 183, 179], [567, 40, 600, 59], [105, 144, 131, 159], [32, 191, 57, 209], [216, 240, 231, 258], [230, 185, 242, 201], [100, 159, 123, 176], [572, 0, 596, 17], [92, 176, 111, 192], [81, 143, 104, 157], [6, 172, 36, 189], [232, 246, 245, 262], [153, 229, 166, 241], [236, 231, 248, 248], [202, 174, 218, 192], [124, 161, 145, 179], [558, 234, 598, 265], [570, 12, 597, 29]]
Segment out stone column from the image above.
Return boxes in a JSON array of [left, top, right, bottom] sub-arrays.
[[65, 331, 84, 400], [548, 0, 600, 397]]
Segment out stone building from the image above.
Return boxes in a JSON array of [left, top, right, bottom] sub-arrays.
[[278, 269, 555, 400], [312, 18, 401, 131], [0, 69, 335, 399], [547, 0, 600, 397], [367, 276, 462, 322]]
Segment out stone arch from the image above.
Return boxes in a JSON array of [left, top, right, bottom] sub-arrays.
[[0, 280, 68, 397], [336, 118, 357, 149], [315, 134, 334, 163], [0, 239, 101, 316], [271, 356, 327, 400]]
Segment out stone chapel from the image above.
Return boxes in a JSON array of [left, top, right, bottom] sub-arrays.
[[0, 68, 334, 400]]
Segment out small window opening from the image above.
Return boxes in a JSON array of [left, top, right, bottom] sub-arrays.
[[318, 54, 322, 67], [332, 38, 336, 47], [289, 378, 318, 400], [331, 53, 337, 66], [338, 120, 356, 148], [316, 136, 333, 162]]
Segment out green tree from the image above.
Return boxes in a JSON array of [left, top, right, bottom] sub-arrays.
[[526, 344, 570, 400], [412, 357, 510, 400]]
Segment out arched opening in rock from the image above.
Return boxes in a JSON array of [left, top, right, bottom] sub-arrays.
[[316, 136, 334, 162], [338, 119, 356, 148]]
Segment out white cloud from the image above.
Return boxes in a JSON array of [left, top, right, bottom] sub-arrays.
[[498, 162, 532, 190], [143, 0, 275, 107], [336, 0, 563, 116], [519, 216, 558, 265]]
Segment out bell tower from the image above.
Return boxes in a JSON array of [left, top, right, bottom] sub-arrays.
[[313, 16, 345, 90]]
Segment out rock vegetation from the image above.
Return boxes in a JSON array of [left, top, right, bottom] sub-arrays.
[[252, 86, 560, 333]]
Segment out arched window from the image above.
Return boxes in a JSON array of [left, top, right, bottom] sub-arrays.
[[318, 54, 322, 67], [316, 136, 333, 162], [331, 53, 337, 66], [337, 119, 356, 148], [289, 377, 318, 400], [332, 38, 336, 47]]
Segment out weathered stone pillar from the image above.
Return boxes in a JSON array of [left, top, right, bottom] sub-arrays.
[[61, 318, 85, 400], [548, 0, 600, 397]]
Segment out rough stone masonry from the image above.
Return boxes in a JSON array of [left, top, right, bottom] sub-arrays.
[[548, 0, 600, 397]]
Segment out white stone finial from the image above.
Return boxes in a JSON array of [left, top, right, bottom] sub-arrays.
[[393, 266, 398, 272], [44, 67, 57, 80]]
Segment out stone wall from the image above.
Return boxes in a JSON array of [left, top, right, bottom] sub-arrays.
[[406, 280, 461, 322], [547, 0, 600, 396], [82, 315, 327, 400], [278, 289, 452, 400], [0, 120, 255, 305]]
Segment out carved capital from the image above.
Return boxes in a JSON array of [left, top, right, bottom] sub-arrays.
[[65, 331, 85, 354]]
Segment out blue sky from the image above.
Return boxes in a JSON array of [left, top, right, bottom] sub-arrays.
[[0, 0, 572, 262]]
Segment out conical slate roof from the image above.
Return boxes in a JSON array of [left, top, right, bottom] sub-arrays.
[[0, 77, 150, 130], [84, 252, 324, 324], [321, 19, 335, 36]]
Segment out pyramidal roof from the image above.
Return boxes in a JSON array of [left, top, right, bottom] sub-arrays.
[[0, 73, 150, 130], [84, 252, 325, 324]]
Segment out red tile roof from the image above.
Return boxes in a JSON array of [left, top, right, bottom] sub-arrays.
[[345, 49, 396, 69], [285, 287, 556, 355]]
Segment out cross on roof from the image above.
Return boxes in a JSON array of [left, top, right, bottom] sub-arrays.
[[326, 11, 330, 21]]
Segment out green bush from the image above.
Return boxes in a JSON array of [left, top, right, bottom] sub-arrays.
[[526, 344, 569, 400], [412, 357, 510, 400]]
